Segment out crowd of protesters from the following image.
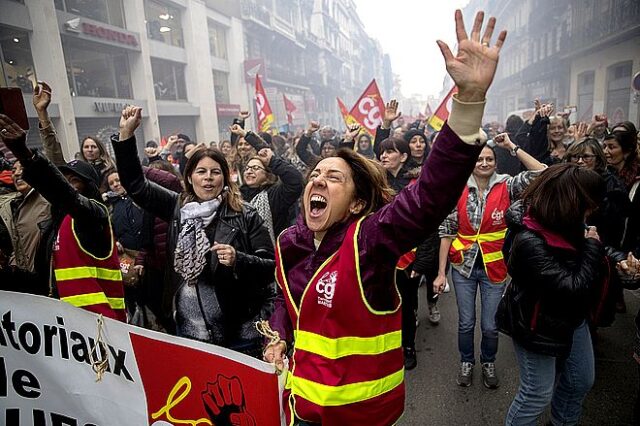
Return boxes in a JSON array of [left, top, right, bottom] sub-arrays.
[[1, 9, 640, 426]]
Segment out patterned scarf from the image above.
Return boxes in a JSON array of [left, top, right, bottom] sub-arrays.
[[250, 190, 275, 245], [174, 197, 221, 285]]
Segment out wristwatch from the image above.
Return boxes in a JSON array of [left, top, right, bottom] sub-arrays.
[[510, 146, 520, 157]]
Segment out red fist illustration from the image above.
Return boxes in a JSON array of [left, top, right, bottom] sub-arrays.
[[202, 374, 256, 426]]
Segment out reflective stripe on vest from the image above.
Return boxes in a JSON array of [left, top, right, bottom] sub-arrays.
[[60, 292, 125, 310], [294, 329, 402, 359], [449, 182, 510, 283], [55, 266, 122, 282], [287, 368, 404, 407]]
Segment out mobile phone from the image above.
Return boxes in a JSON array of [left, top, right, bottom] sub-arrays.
[[0, 87, 30, 130]]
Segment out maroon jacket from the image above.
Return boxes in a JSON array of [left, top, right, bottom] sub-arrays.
[[135, 167, 183, 268], [270, 124, 483, 341]]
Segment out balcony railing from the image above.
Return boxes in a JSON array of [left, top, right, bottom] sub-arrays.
[[568, 0, 640, 52], [240, 0, 271, 27]]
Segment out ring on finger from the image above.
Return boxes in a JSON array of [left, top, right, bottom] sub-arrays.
[[482, 41, 489, 47]]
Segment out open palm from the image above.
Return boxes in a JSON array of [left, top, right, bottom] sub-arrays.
[[437, 10, 507, 102]]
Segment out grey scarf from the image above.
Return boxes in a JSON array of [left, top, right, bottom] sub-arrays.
[[174, 197, 221, 285]]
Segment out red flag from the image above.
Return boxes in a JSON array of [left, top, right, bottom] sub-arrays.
[[349, 79, 385, 136], [337, 97, 358, 127], [424, 103, 434, 119], [283, 94, 296, 125], [428, 86, 458, 131], [255, 75, 274, 132]]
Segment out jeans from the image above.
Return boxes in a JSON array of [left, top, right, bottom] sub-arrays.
[[505, 322, 595, 426], [451, 267, 505, 364]]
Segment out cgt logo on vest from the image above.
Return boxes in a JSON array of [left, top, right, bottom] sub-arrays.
[[491, 208, 505, 226], [315, 271, 337, 308]]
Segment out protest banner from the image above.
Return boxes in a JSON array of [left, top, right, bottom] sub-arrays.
[[0, 291, 284, 426], [349, 79, 385, 136]]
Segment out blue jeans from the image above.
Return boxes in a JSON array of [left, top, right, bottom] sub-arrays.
[[505, 322, 595, 426], [452, 267, 505, 364]]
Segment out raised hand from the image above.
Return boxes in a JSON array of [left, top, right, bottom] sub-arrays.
[[238, 110, 251, 121], [383, 100, 401, 128], [574, 122, 589, 140], [118, 106, 142, 141], [539, 104, 554, 118], [33, 81, 52, 114], [493, 133, 515, 150], [256, 147, 274, 166], [587, 114, 608, 135], [437, 10, 507, 102], [306, 121, 320, 136], [344, 123, 361, 142], [0, 114, 30, 160], [202, 375, 256, 426], [229, 123, 247, 138]]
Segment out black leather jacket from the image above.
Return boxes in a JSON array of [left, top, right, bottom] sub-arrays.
[[496, 202, 605, 357], [111, 135, 276, 342]]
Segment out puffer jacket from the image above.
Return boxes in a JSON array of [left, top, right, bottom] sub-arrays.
[[496, 201, 604, 357], [111, 134, 276, 344]]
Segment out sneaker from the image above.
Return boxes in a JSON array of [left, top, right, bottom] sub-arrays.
[[404, 347, 417, 370], [428, 303, 441, 325], [457, 362, 473, 387], [481, 362, 499, 389]]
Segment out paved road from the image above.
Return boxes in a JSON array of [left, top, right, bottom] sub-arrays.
[[400, 285, 638, 425]]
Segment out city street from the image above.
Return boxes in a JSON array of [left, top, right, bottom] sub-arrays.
[[402, 285, 638, 425]]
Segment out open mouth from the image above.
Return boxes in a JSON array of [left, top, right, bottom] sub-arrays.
[[309, 194, 328, 218]]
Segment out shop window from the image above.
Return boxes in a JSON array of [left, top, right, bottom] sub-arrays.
[[0, 28, 36, 93], [606, 61, 632, 123], [213, 70, 230, 104], [208, 21, 227, 59], [64, 44, 132, 98], [151, 58, 187, 101], [144, 0, 184, 48], [55, 0, 125, 28]]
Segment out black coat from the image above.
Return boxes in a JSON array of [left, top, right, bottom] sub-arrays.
[[240, 156, 304, 237], [496, 203, 605, 357], [111, 134, 276, 339]]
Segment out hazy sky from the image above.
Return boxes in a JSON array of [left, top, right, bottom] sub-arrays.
[[353, 0, 470, 98]]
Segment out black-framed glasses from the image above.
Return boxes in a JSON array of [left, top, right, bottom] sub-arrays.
[[568, 154, 597, 162], [245, 165, 266, 172]]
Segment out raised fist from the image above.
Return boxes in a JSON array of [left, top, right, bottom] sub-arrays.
[[202, 374, 256, 426]]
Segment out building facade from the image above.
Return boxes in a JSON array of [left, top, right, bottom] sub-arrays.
[[1, 0, 389, 158], [462, 0, 640, 125]]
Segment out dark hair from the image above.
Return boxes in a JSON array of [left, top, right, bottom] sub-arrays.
[[505, 115, 524, 135], [181, 148, 243, 211], [258, 131, 273, 146], [148, 159, 183, 183], [565, 138, 607, 173], [378, 137, 411, 157], [522, 163, 605, 245], [332, 149, 395, 216], [611, 121, 638, 156]]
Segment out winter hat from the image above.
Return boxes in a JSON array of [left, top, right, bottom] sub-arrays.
[[58, 159, 101, 189], [403, 129, 427, 144]]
